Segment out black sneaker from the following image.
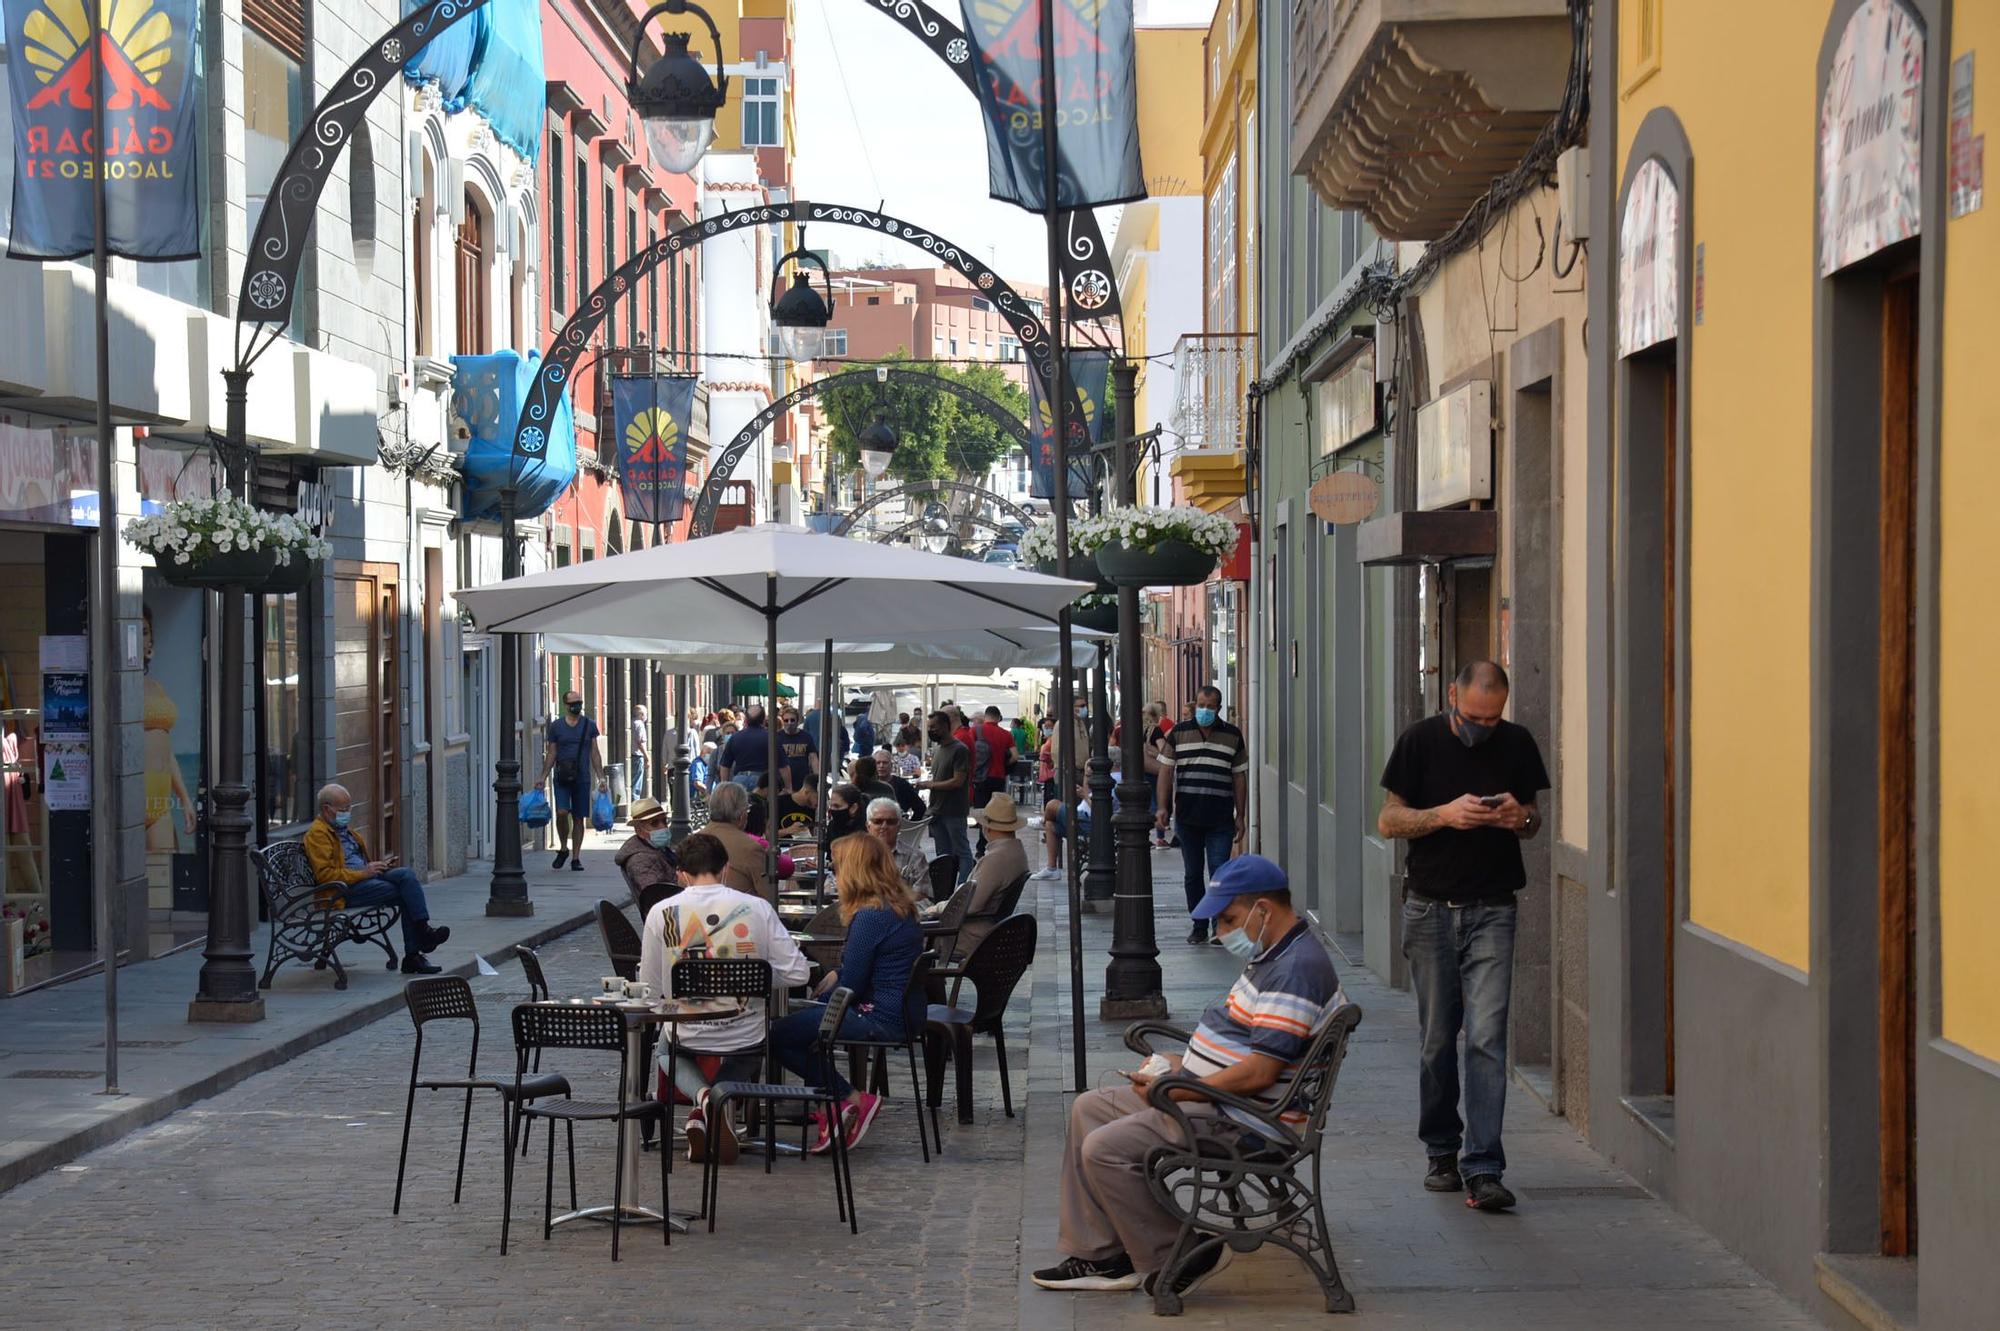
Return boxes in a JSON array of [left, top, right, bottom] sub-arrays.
[[400, 955, 442, 975], [1031, 1254, 1143, 1291], [1424, 1155, 1462, 1192], [1143, 1243, 1234, 1299], [1186, 922, 1209, 945], [570, 858, 586, 871], [1465, 1174, 1516, 1211], [552, 850, 568, 870]]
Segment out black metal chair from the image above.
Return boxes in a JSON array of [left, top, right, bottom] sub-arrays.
[[1129, 1004, 1366, 1316], [703, 987, 858, 1234], [833, 949, 940, 1162], [595, 899, 642, 981], [926, 913, 1038, 1124], [666, 956, 776, 1165], [393, 977, 572, 1223], [503, 1002, 669, 1263], [799, 903, 848, 973], [512, 946, 554, 1157], [633, 879, 679, 919], [250, 841, 400, 989]]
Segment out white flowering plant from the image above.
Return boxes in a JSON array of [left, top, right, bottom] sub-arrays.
[[1018, 521, 1078, 565], [1074, 504, 1239, 558], [123, 494, 331, 567]]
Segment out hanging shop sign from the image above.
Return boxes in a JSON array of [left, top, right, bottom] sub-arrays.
[[1416, 381, 1492, 512], [611, 374, 697, 526], [1819, 0, 1924, 276], [1618, 158, 1679, 357], [3, 0, 203, 259], [1308, 470, 1380, 525], [0, 423, 95, 526], [1313, 343, 1378, 456]]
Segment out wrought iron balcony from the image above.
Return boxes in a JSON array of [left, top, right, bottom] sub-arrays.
[[1289, 0, 1572, 240], [1168, 334, 1253, 512]]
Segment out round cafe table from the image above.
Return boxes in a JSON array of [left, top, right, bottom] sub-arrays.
[[538, 996, 742, 1233]]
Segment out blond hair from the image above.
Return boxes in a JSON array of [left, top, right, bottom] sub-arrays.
[[830, 832, 918, 924]]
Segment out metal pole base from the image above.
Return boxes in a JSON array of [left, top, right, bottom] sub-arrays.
[[188, 996, 269, 1023], [1098, 991, 1169, 1022], [485, 897, 536, 919]]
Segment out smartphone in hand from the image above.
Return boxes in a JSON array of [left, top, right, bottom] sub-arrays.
[[1478, 795, 1506, 809]]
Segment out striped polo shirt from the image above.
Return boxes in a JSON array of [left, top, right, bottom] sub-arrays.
[[1181, 921, 1345, 1128], [1164, 718, 1249, 826]]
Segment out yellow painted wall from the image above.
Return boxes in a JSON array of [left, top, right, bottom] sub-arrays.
[[1136, 27, 1205, 194], [1618, 0, 1817, 971], [1939, 4, 2000, 1059]]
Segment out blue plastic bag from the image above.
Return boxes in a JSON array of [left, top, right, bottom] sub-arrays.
[[590, 788, 615, 832], [518, 787, 552, 828]]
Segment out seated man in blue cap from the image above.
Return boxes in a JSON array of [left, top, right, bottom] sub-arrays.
[[1032, 854, 1345, 1303]]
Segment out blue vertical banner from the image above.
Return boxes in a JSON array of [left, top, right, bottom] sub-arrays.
[[5, 0, 203, 259], [613, 373, 697, 526], [1028, 348, 1107, 500], [959, 0, 1145, 214]]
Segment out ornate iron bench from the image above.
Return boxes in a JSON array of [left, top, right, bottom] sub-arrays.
[[1127, 1002, 1365, 1316], [250, 841, 402, 990]]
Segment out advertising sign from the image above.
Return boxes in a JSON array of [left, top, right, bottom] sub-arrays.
[[1819, 0, 1924, 275], [611, 374, 697, 526], [1416, 381, 1493, 512], [4, 0, 203, 259], [1028, 348, 1107, 500], [1619, 158, 1680, 357]]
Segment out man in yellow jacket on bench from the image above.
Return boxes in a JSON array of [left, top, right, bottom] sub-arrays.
[[302, 782, 451, 975]]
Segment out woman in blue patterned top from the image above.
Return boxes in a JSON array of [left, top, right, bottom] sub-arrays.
[[770, 832, 923, 1153]]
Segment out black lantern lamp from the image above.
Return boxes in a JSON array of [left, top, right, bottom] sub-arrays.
[[629, 0, 728, 175], [771, 227, 834, 361], [857, 414, 897, 480]]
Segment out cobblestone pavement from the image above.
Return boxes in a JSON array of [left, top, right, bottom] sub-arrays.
[[0, 922, 1030, 1331]]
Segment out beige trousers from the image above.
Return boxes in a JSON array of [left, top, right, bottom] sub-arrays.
[[1057, 1084, 1223, 1272]]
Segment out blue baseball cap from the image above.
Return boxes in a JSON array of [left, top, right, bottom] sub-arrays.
[[1189, 853, 1288, 920]]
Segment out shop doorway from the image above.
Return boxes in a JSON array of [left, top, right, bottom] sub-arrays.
[[334, 562, 401, 858], [1876, 271, 1918, 1258]]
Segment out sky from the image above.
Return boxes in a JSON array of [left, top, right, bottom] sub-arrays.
[[791, 0, 1216, 288]]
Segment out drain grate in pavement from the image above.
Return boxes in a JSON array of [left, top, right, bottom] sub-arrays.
[[10, 1069, 102, 1080], [1521, 1184, 1652, 1200]]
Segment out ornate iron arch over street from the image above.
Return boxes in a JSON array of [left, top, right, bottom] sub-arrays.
[[509, 200, 1081, 471], [831, 478, 1035, 538], [686, 365, 1034, 537]]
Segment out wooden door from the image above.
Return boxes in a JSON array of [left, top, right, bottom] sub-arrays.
[[333, 563, 400, 859], [1878, 274, 1918, 1256]]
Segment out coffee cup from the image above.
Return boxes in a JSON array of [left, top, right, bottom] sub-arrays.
[[622, 980, 654, 1001], [601, 976, 623, 995]]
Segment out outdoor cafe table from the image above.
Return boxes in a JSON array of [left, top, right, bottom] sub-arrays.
[[534, 996, 743, 1233]]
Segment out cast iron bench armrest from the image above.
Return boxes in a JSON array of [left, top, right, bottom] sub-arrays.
[[1143, 1072, 1308, 1154], [1123, 1021, 1193, 1057]]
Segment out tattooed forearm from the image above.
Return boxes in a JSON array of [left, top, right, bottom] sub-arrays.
[[1378, 795, 1440, 840]]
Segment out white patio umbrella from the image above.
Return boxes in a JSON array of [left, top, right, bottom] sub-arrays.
[[460, 523, 1093, 885], [537, 626, 1107, 672]]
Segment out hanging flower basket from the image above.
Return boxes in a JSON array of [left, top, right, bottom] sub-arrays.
[[1078, 505, 1238, 589], [1022, 520, 1116, 591], [126, 494, 330, 593], [1071, 594, 1120, 634]]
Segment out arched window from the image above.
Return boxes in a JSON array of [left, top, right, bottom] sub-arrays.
[[456, 192, 489, 355]]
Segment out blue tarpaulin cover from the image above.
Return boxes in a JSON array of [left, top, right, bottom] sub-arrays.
[[403, 0, 544, 164], [455, 350, 577, 523]]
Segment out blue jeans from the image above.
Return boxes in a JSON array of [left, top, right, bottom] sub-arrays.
[[930, 810, 974, 885], [341, 868, 433, 957], [771, 1001, 905, 1098], [1401, 896, 1517, 1179], [629, 753, 647, 800], [1175, 819, 1235, 912]]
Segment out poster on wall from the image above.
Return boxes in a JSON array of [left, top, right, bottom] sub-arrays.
[[141, 573, 206, 909], [41, 740, 89, 811], [1819, 0, 1924, 276], [1618, 159, 1679, 358]]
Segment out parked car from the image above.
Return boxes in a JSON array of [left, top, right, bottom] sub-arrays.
[[983, 543, 1021, 565]]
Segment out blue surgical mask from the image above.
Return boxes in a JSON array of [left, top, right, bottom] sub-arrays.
[[647, 829, 673, 850], [1217, 904, 1266, 961], [331, 810, 351, 829], [1194, 707, 1218, 727]]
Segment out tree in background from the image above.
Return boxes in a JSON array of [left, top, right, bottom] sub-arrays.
[[820, 352, 1029, 485]]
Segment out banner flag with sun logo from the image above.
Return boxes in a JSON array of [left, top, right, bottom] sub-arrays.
[[1027, 347, 1108, 500], [6, 0, 202, 259], [958, 0, 1144, 215], [612, 374, 697, 526]]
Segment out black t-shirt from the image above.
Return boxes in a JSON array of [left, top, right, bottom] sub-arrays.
[[775, 727, 817, 790], [1379, 712, 1551, 902], [928, 739, 971, 817]]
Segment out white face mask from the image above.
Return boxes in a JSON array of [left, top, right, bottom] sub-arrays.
[[1216, 903, 1268, 961]]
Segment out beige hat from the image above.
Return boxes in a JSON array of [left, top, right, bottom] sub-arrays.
[[628, 796, 666, 826], [974, 792, 1022, 832]]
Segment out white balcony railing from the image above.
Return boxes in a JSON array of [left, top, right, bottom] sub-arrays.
[[1170, 334, 1257, 454]]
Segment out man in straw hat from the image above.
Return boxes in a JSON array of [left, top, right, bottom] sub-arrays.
[[614, 796, 681, 904]]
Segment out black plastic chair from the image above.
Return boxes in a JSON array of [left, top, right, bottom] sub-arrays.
[[633, 878, 679, 919], [799, 903, 847, 973], [704, 987, 858, 1234], [947, 869, 1031, 963], [926, 913, 1038, 1123], [503, 1002, 669, 1263], [922, 878, 978, 961], [1131, 1004, 1365, 1315], [925, 853, 960, 904], [596, 899, 642, 981], [833, 949, 940, 1162], [393, 976, 572, 1223], [666, 957, 777, 1165]]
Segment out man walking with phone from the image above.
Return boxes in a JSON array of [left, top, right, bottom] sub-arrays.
[[1377, 660, 1549, 1212]]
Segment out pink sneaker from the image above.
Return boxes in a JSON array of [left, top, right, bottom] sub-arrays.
[[843, 1092, 884, 1149], [808, 1108, 835, 1155]]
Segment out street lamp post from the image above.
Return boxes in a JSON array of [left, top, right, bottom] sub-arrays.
[[1084, 659, 1115, 910], [1101, 357, 1164, 1019]]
